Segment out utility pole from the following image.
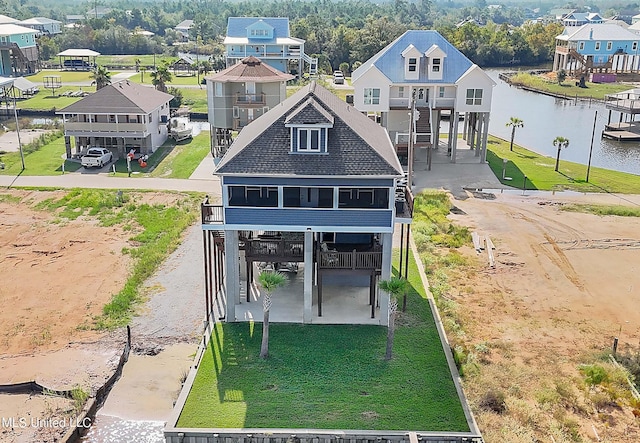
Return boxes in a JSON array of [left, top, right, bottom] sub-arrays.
[[407, 88, 417, 190]]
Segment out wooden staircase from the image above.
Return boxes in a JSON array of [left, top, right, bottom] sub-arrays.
[[414, 107, 431, 145]]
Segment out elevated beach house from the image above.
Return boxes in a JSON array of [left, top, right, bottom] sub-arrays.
[[201, 82, 413, 325], [553, 23, 640, 75], [57, 80, 172, 159], [205, 55, 293, 156], [351, 30, 495, 165], [0, 23, 39, 76], [224, 17, 317, 76]]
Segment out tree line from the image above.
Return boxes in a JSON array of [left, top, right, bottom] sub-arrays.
[[7, 0, 563, 71]]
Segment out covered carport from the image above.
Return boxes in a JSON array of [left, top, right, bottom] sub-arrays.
[[57, 49, 100, 71]]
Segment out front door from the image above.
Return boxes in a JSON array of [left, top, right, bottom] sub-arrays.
[[245, 81, 256, 102]]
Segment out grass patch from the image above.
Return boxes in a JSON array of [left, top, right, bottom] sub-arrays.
[[508, 72, 629, 100], [560, 203, 640, 217], [178, 249, 467, 431], [486, 135, 640, 194], [178, 87, 208, 113], [33, 188, 201, 328], [17, 87, 87, 111], [149, 132, 210, 178], [0, 131, 83, 175]]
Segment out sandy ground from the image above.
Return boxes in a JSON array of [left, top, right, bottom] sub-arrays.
[[0, 129, 52, 153], [445, 190, 640, 442], [0, 190, 201, 443]]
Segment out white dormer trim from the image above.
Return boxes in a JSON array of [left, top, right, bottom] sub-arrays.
[[425, 44, 446, 80], [401, 44, 422, 81]]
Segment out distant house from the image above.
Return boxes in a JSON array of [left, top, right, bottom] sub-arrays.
[[0, 24, 39, 76], [85, 6, 112, 19], [562, 12, 605, 27], [19, 17, 62, 35], [351, 30, 495, 165], [224, 17, 317, 76], [202, 82, 411, 325], [57, 80, 173, 159], [553, 23, 640, 74], [205, 55, 293, 155], [0, 14, 19, 25], [175, 20, 194, 41]]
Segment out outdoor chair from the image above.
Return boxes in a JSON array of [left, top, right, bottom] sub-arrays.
[[320, 242, 339, 267]]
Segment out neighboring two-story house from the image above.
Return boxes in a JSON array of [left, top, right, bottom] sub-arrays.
[[224, 17, 317, 76], [57, 80, 173, 159], [175, 20, 194, 41], [553, 23, 640, 74], [0, 23, 39, 76], [205, 55, 293, 156], [562, 12, 604, 27], [19, 17, 62, 35], [351, 30, 495, 165], [201, 82, 413, 325]]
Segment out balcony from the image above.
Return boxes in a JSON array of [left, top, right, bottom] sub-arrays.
[[317, 248, 382, 270], [233, 92, 266, 106], [201, 203, 224, 224], [63, 121, 147, 135], [389, 97, 411, 109]]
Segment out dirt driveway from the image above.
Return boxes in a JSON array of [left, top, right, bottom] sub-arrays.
[[447, 191, 640, 442]]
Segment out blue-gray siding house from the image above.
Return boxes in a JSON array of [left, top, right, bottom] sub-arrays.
[[554, 23, 640, 74], [202, 82, 413, 325], [224, 17, 317, 76]]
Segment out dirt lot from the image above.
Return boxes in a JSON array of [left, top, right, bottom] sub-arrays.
[[447, 191, 640, 442], [0, 189, 201, 443]]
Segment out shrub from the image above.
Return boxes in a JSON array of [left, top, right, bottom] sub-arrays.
[[579, 364, 608, 387], [479, 389, 507, 414]]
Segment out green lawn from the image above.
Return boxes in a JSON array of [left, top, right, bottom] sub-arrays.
[[0, 133, 82, 175], [0, 131, 210, 179], [179, 87, 208, 113], [177, 253, 467, 431], [487, 136, 640, 194], [17, 87, 88, 111], [508, 72, 629, 100]]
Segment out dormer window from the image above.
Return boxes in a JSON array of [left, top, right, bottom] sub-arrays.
[[401, 44, 422, 80], [285, 97, 334, 153], [408, 58, 417, 72], [298, 128, 321, 152], [432, 58, 441, 72]]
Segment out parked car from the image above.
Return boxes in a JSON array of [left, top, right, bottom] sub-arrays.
[[81, 147, 113, 168], [333, 71, 345, 85]]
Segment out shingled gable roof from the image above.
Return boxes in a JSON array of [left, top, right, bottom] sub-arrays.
[[284, 98, 334, 126], [206, 56, 294, 83], [216, 82, 402, 177], [59, 81, 173, 114]]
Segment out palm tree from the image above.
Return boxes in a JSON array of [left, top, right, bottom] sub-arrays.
[[552, 136, 570, 172], [378, 276, 410, 360], [505, 117, 524, 152], [150, 64, 172, 93], [258, 270, 287, 359], [90, 66, 111, 91]]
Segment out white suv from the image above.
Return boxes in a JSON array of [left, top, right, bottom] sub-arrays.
[[333, 71, 345, 84]]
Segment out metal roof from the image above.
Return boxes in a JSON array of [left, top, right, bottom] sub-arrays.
[[560, 23, 640, 41], [226, 17, 291, 44], [0, 23, 39, 36], [352, 30, 474, 84], [58, 80, 173, 115], [57, 49, 101, 57], [216, 82, 402, 177]]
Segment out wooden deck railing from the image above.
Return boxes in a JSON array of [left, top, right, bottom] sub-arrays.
[[318, 250, 382, 270], [201, 203, 224, 224], [245, 239, 304, 260]]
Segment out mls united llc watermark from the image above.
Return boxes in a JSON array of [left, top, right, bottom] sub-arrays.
[[1, 416, 91, 429]]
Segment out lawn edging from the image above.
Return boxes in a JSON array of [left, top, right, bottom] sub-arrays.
[[164, 245, 484, 443], [408, 236, 482, 438]]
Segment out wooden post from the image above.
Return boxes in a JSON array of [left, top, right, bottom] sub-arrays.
[[203, 230, 210, 319]]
